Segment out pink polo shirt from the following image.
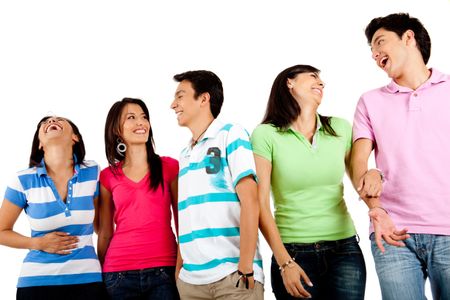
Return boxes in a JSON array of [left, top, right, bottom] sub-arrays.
[[353, 68, 450, 235], [100, 156, 179, 272]]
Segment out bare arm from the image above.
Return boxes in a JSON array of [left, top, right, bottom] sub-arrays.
[[254, 155, 312, 298], [350, 138, 409, 252], [93, 196, 100, 234], [0, 199, 78, 253], [170, 178, 183, 280], [235, 175, 259, 289], [97, 184, 114, 265]]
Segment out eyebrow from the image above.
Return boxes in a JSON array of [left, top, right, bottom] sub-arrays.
[[372, 34, 384, 46], [175, 90, 185, 96]]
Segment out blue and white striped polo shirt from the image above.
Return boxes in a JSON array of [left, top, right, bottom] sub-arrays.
[[177, 119, 264, 285], [4, 160, 102, 288]]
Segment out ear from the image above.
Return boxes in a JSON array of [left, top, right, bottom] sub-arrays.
[[72, 134, 80, 144], [38, 142, 43, 150], [403, 29, 416, 46], [199, 92, 211, 107], [287, 80, 294, 89]]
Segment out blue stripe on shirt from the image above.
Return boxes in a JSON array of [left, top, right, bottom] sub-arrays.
[[31, 224, 94, 237], [17, 272, 102, 288], [179, 227, 240, 244], [178, 192, 239, 211], [226, 138, 252, 156], [233, 169, 257, 188], [183, 258, 263, 272], [179, 157, 228, 177]]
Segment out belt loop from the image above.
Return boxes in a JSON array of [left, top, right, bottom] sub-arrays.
[[356, 234, 360, 243]]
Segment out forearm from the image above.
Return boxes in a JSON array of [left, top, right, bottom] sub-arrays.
[[0, 230, 39, 250], [239, 198, 259, 272], [259, 207, 291, 266], [97, 234, 112, 265]]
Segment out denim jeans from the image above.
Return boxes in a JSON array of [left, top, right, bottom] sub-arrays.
[[271, 236, 366, 300], [103, 266, 179, 300], [371, 233, 450, 300]]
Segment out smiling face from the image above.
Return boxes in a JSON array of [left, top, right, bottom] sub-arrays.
[[370, 28, 412, 79], [119, 103, 150, 145], [38, 116, 79, 148], [287, 72, 324, 107], [171, 80, 202, 127]]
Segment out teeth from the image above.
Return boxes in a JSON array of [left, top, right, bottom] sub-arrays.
[[134, 129, 146, 134]]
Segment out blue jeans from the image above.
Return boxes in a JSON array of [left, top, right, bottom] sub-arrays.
[[371, 233, 450, 300], [103, 266, 179, 300], [271, 236, 366, 300]]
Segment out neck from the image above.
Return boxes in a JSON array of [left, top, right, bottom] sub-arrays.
[[43, 146, 74, 177], [394, 63, 430, 90], [291, 106, 317, 135], [189, 115, 215, 145], [123, 144, 148, 168]]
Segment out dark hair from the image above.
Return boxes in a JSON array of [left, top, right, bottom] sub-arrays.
[[173, 70, 224, 118], [365, 13, 431, 64], [104, 98, 163, 191], [262, 64, 337, 136], [29, 116, 86, 167]]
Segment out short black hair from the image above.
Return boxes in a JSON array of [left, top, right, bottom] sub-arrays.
[[173, 70, 224, 118], [365, 13, 431, 64]]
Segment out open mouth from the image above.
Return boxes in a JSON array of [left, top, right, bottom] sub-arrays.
[[380, 56, 389, 69], [133, 128, 147, 134], [45, 124, 62, 133]]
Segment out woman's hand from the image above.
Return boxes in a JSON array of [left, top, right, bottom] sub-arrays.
[[357, 169, 383, 198], [281, 261, 313, 298], [33, 232, 79, 254]]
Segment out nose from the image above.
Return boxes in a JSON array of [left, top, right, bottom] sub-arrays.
[[372, 49, 379, 61], [170, 98, 177, 109]]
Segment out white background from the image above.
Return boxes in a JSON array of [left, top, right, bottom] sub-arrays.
[[1, 0, 449, 299]]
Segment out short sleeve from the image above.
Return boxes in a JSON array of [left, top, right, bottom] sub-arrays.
[[225, 124, 257, 188], [4, 174, 27, 208], [336, 118, 353, 151], [162, 156, 179, 182], [100, 167, 113, 192], [94, 164, 100, 198], [353, 96, 375, 143], [250, 124, 273, 162]]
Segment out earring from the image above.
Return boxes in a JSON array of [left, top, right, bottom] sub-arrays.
[[116, 138, 127, 156]]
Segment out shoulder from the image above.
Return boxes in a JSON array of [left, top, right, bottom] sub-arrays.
[[328, 116, 352, 135], [80, 160, 99, 169], [252, 123, 278, 135], [161, 156, 179, 168], [15, 166, 38, 177]]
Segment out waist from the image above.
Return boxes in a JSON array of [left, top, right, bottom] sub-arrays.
[[284, 235, 359, 252]]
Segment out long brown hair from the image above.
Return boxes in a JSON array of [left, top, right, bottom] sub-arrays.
[[104, 98, 163, 191]]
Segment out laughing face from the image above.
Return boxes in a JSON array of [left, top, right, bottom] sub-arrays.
[[287, 72, 325, 107], [38, 116, 79, 148], [119, 103, 150, 145], [370, 28, 410, 79]]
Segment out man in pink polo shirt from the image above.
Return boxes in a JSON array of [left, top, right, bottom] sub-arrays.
[[351, 13, 450, 300]]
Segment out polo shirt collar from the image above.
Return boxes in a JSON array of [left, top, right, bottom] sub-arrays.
[[186, 118, 223, 148], [385, 68, 448, 93]]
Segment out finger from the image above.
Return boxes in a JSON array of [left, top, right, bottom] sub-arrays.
[[56, 249, 72, 255], [247, 277, 255, 289], [54, 232, 70, 236], [375, 232, 385, 253], [393, 228, 409, 236], [357, 177, 364, 191], [383, 234, 405, 247]]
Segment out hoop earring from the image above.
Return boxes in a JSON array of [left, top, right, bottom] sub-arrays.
[[116, 138, 127, 156]]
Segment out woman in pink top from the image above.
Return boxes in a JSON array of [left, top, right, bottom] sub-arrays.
[[97, 98, 179, 299]]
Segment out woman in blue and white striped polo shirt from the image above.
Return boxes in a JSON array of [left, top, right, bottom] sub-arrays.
[[0, 116, 107, 300]]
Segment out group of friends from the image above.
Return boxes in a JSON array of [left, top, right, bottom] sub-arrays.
[[0, 12, 449, 300]]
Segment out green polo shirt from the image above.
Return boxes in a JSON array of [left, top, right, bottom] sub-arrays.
[[251, 116, 356, 243]]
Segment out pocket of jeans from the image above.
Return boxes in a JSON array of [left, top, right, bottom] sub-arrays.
[[158, 267, 175, 282], [103, 272, 123, 290]]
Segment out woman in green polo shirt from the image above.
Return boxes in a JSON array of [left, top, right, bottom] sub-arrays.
[[251, 64, 366, 300]]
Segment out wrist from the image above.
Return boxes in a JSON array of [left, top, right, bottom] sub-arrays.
[[278, 257, 295, 273], [30, 237, 42, 251], [369, 206, 388, 215]]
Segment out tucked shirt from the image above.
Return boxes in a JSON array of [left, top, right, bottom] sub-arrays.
[[100, 156, 179, 272], [177, 119, 264, 285], [251, 116, 356, 243], [353, 68, 450, 235], [4, 160, 102, 288]]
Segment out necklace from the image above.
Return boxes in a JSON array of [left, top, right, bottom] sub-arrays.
[[192, 126, 209, 146]]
